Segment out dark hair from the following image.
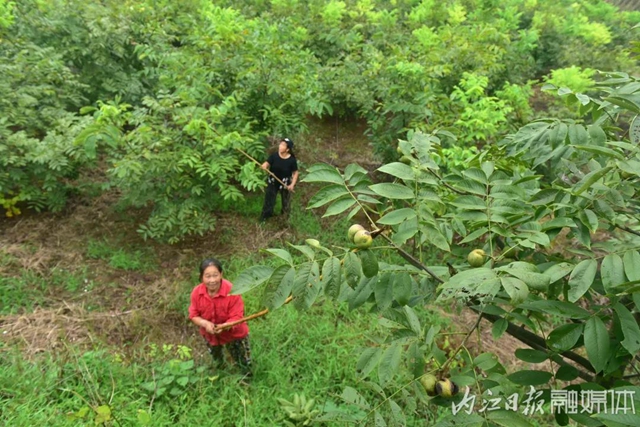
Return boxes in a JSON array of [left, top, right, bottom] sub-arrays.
[[199, 258, 223, 281], [282, 137, 295, 157]]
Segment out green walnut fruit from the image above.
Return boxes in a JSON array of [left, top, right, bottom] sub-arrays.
[[503, 247, 520, 260], [399, 155, 412, 165], [348, 224, 365, 242], [435, 379, 459, 398], [353, 229, 373, 249], [420, 374, 438, 397], [467, 249, 486, 268], [305, 238, 322, 249]]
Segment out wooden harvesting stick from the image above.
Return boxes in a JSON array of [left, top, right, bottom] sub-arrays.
[[216, 295, 293, 331], [235, 147, 292, 191]]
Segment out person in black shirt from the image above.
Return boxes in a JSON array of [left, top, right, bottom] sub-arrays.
[[260, 137, 299, 222]]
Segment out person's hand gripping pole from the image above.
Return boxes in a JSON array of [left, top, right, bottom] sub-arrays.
[[236, 148, 293, 192]]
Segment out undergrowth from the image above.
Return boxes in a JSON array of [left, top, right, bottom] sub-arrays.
[[0, 298, 450, 426]]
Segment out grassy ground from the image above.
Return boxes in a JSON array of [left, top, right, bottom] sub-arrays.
[[0, 301, 390, 426], [0, 117, 541, 426], [0, 117, 446, 426]]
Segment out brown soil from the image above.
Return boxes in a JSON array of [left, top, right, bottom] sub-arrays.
[[0, 116, 538, 370], [0, 117, 376, 357]]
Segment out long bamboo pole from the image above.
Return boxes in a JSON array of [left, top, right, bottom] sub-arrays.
[[235, 147, 293, 192], [216, 295, 293, 331]]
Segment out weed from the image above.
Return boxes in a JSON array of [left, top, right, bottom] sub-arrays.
[[212, 192, 265, 216], [0, 270, 45, 314], [139, 344, 208, 407], [0, 296, 397, 426], [49, 267, 94, 293], [0, 251, 16, 268], [87, 238, 154, 271]]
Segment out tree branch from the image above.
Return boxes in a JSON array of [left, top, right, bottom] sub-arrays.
[[383, 237, 597, 379], [617, 225, 640, 238], [476, 309, 595, 380], [380, 233, 444, 283], [427, 169, 465, 195]]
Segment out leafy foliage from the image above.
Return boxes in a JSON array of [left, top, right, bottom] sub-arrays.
[[233, 75, 640, 426], [2, 1, 640, 424], [3, 0, 639, 242]]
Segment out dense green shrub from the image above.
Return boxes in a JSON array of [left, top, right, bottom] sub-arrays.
[[2, 0, 639, 241]]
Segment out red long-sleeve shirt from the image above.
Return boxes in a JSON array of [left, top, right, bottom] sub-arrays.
[[188, 279, 249, 346]]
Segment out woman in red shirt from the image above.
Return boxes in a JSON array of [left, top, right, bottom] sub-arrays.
[[189, 258, 251, 376]]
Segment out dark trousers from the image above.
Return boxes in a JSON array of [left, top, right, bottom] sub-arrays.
[[207, 336, 252, 375], [260, 182, 291, 221]]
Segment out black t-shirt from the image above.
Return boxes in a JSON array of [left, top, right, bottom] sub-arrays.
[[267, 152, 298, 181]]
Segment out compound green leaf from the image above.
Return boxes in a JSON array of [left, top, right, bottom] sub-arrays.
[[568, 124, 589, 146], [423, 224, 450, 251], [403, 306, 421, 335], [529, 189, 559, 206], [574, 145, 624, 160], [377, 208, 416, 225], [356, 347, 382, 380], [302, 167, 344, 185], [388, 399, 406, 427], [373, 273, 393, 311], [580, 209, 599, 233], [613, 303, 640, 355], [501, 277, 529, 305], [359, 249, 379, 278], [293, 261, 320, 310], [231, 265, 274, 294], [460, 227, 489, 244], [573, 166, 613, 196], [348, 276, 374, 310], [433, 413, 485, 427], [462, 168, 488, 184], [341, 386, 371, 410], [555, 365, 579, 381], [262, 265, 294, 310], [568, 259, 597, 302], [453, 179, 486, 196], [595, 413, 640, 427], [307, 184, 350, 209], [605, 94, 640, 114], [492, 318, 508, 339], [265, 248, 293, 265], [377, 162, 415, 181], [584, 316, 611, 373], [322, 257, 342, 300], [543, 262, 574, 284], [602, 254, 625, 293], [520, 300, 590, 318], [393, 272, 412, 306], [369, 183, 414, 199], [514, 349, 548, 363], [344, 251, 362, 288], [504, 269, 550, 292], [547, 323, 583, 352], [323, 197, 357, 217], [407, 341, 424, 378], [623, 250, 640, 281], [374, 410, 387, 427], [378, 342, 402, 387], [289, 243, 315, 260]]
